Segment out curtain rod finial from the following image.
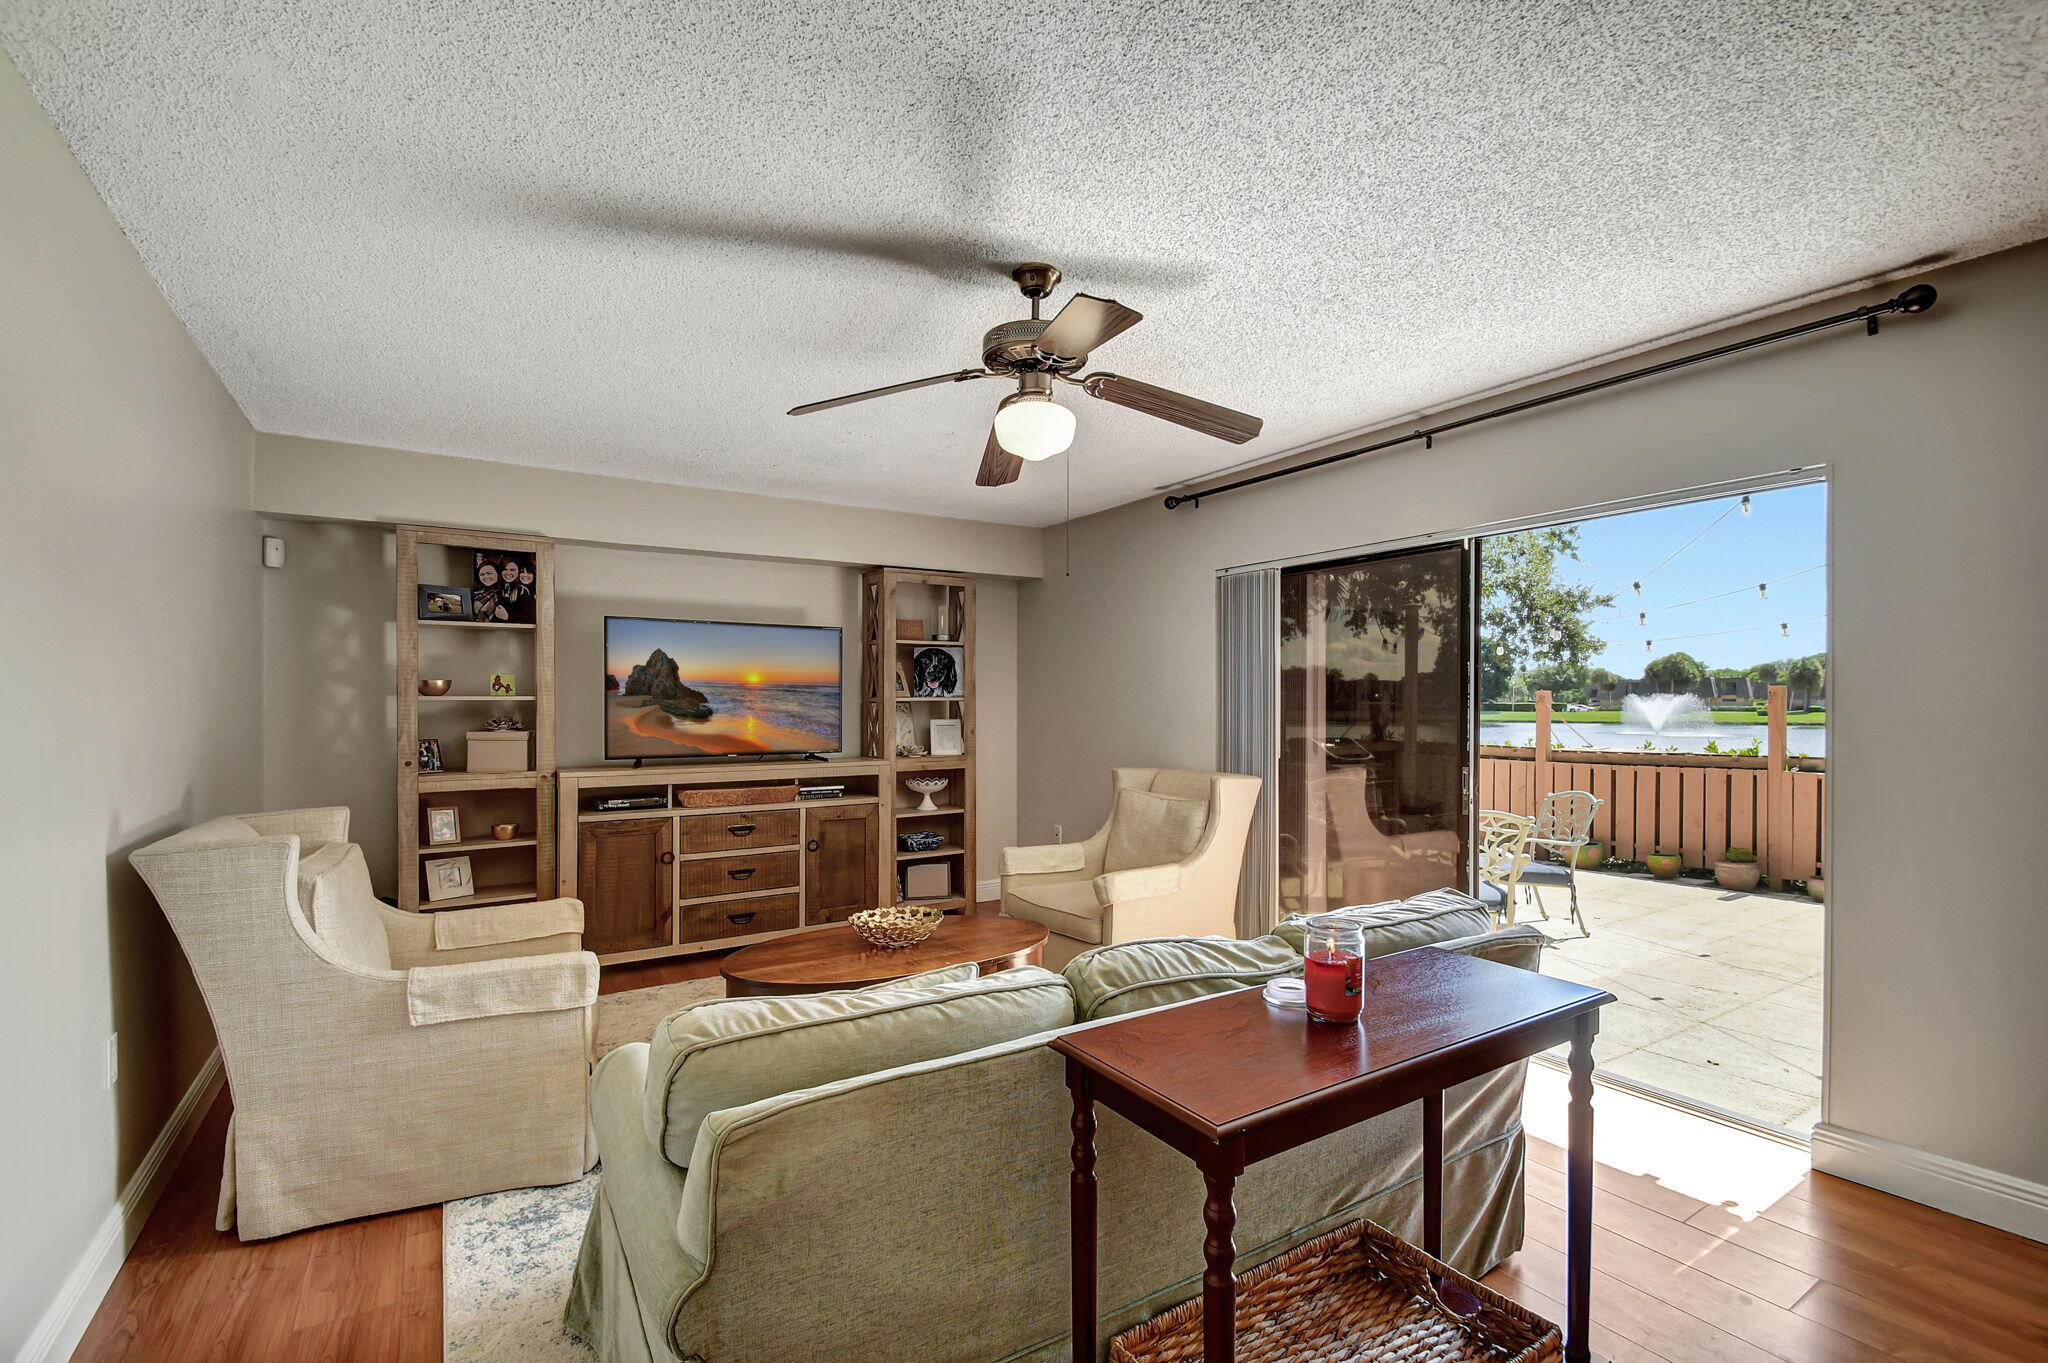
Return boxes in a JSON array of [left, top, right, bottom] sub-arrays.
[[1895, 283, 1937, 313]]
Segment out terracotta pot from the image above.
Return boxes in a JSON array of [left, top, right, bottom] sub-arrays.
[[1806, 876, 1826, 903], [1714, 860, 1762, 892], [1572, 842, 1605, 870], [1646, 853, 1682, 880], [418, 678, 452, 696]]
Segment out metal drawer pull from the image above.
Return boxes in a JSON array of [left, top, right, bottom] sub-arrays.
[[726, 823, 757, 836], [727, 867, 757, 880], [659, 850, 675, 864], [726, 912, 757, 926], [805, 839, 821, 852]]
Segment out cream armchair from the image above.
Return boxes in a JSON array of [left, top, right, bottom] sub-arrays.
[[130, 807, 598, 1240], [1000, 768, 1261, 967]]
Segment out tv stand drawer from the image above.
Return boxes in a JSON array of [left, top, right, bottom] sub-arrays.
[[678, 892, 800, 943], [679, 809, 799, 854], [681, 850, 799, 900]]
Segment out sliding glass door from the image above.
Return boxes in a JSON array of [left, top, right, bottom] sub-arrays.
[[1277, 544, 1471, 916]]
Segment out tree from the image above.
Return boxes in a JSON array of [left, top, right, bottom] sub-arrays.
[[1643, 651, 1706, 693], [1523, 662, 1590, 704], [1748, 661, 1781, 685], [1586, 667, 1621, 701], [1785, 656, 1823, 711], [1478, 530, 1615, 703]]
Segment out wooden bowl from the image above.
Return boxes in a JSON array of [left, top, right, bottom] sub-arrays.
[[849, 906, 945, 950], [418, 679, 452, 696]]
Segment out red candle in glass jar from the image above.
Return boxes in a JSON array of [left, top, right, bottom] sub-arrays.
[[1304, 949, 1363, 1024]]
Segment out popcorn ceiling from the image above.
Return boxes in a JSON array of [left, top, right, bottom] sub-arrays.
[[4, 1, 2044, 526]]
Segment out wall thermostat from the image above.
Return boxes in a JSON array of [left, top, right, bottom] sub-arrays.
[[262, 535, 285, 569]]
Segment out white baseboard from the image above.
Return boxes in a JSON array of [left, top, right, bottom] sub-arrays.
[[1811, 1121, 2048, 1245], [976, 878, 1000, 904], [12, 1051, 224, 1363]]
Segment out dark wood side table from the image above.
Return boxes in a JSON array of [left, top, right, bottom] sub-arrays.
[[1049, 946, 1611, 1363]]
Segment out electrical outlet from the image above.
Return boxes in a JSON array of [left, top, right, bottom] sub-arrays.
[[1052, 824, 1064, 844], [105, 1033, 119, 1088]]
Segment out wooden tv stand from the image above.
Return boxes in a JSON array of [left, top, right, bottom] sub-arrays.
[[557, 759, 886, 963]]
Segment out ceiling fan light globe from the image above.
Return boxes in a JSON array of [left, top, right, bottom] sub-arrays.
[[992, 394, 1075, 461]]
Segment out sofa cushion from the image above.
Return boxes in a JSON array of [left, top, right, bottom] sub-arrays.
[[1002, 882, 1106, 944], [643, 965, 1074, 1165], [1064, 933, 1302, 1020], [1272, 888, 1491, 960], [1102, 787, 1210, 873], [296, 842, 392, 971]]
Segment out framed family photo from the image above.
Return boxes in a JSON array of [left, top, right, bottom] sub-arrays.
[[417, 584, 471, 620], [422, 855, 474, 903], [425, 806, 462, 845]]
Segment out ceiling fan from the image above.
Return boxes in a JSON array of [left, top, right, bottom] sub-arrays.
[[786, 263, 1263, 487]]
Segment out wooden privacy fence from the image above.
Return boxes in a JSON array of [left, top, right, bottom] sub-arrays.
[[1478, 686, 1825, 884]]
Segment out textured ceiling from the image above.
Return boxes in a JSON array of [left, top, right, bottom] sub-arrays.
[[5, 3, 2046, 527]]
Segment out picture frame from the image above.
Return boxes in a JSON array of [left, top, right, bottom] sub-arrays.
[[472, 549, 537, 624], [928, 718, 965, 756], [417, 584, 471, 620], [422, 855, 475, 903], [489, 672, 519, 696], [418, 738, 444, 772], [425, 806, 462, 845], [910, 646, 961, 698]]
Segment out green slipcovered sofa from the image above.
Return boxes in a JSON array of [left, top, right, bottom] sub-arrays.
[[566, 891, 1545, 1362]]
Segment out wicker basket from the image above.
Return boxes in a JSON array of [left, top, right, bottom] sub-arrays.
[[676, 782, 799, 809], [1110, 1218, 1560, 1363]]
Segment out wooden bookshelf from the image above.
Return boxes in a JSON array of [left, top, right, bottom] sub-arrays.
[[860, 567, 977, 911], [395, 525, 557, 912]]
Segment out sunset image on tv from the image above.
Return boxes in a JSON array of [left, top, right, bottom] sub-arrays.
[[604, 618, 843, 758]]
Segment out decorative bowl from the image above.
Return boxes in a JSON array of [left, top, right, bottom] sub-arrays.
[[849, 906, 945, 950], [492, 823, 518, 840], [904, 774, 950, 812], [897, 829, 945, 853], [418, 678, 452, 696]]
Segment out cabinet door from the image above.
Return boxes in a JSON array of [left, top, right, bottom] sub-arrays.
[[577, 818, 673, 954], [804, 804, 878, 924]]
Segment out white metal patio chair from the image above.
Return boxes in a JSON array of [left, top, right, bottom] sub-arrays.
[[1475, 809, 1534, 929], [1518, 790, 1604, 936]]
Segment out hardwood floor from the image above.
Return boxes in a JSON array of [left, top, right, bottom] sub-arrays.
[[70, 938, 2048, 1362]]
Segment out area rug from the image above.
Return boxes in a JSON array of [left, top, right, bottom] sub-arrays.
[[445, 977, 722, 1361]]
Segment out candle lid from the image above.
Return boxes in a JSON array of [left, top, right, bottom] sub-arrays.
[[1261, 977, 1307, 1010]]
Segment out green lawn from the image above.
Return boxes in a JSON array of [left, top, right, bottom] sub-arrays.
[[1483, 708, 1827, 725]]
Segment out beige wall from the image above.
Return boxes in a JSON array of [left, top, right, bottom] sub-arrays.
[[0, 50, 259, 1356], [1019, 241, 2048, 1198], [261, 524, 1021, 897], [254, 433, 1045, 580]]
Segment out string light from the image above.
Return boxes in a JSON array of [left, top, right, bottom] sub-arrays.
[[1781, 622, 1790, 637], [1758, 583, 1768, 600], [1632, 581, 1642, 596], [1638, 611, 1647, 626], [1645, 640, 1653, 652], [1591, 564, 1822, 625], [1740, 494, 1753, 515]]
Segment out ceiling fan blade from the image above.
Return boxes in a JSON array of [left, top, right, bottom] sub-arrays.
[[1034, 294, 1144, 361], [788, 369, 989, 416], [1082, 373, 1264, 444], [975, 428, 1023, 487]]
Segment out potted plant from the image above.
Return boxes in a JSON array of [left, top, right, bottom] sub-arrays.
[[1572, 841, 1605, 870], [1715, 847, 1762, 892], [1645, 850, 1682, 880], [1806, 863, 1826, 902]]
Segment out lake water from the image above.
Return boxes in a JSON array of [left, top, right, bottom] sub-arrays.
[[1479, 720, 1826, 757]]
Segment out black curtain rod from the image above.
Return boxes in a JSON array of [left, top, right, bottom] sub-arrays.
[[1162, 283, 1938, 510]]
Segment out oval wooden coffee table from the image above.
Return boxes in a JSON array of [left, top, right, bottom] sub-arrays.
[[719, 915, 1050, 997]]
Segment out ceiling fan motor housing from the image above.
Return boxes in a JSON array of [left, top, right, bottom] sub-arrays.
[[981, 318, 1082, 374]]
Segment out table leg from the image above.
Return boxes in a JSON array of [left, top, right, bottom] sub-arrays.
[[1202, 1166, 1239, 1363], [1565, 1012, 1597, 1363], [1422, 1090, 1444, 1259], [1067, 1063, 1097, 1363]]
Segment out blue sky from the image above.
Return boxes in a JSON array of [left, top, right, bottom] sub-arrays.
[[1532, 483, 1827, 675]]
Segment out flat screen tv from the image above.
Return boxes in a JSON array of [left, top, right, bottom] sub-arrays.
[[604, 617, 843, 760]]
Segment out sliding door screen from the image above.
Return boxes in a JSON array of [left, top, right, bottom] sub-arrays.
[[1278, 545, 1469, 916]]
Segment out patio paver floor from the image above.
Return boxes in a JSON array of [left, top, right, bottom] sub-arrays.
[[1512, 868, 1823, 1132]]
